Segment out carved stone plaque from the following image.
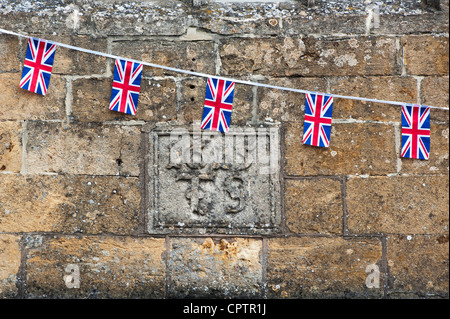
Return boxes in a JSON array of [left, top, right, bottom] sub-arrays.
[[147, 125, 281, 234]]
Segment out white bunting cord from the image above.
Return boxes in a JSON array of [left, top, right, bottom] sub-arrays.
[[1, 27, 449, 111]]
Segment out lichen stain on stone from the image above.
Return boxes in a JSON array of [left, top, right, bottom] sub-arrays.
[[199, 238, 260, 266]]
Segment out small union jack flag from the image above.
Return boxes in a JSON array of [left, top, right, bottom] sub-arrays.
[[201, 77, 235, 133], [19, 38, 56, 95], [302, 93, 334, 148], [401, 104, 431, 160], [109, 59, 143, 115]]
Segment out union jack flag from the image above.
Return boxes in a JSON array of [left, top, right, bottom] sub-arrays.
[[19, 38, 56, 95], [302, 93, 334, 147], [201, 77, 235, 133], [401, 104, 431, 160], [109, 59, 143, 115]]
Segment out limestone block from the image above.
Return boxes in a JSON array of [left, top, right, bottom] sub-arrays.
[[387, 234, 449, 297], [111, 40, 216, 77], [285, 178, 343, 235], [168, 237, 262, 298], [25, 121, 141, 176], [267, 237, 383, 298], [0, 174, 140, 234], [0, 121, 22, 173], [346, 175, 449, 235], [179, 77, 254, 125], [284, 122, 397, 176], [0, 235, 21, 298], [0, 73, 66, 121], [25, 236, 166, 298], [0, 34, 21, 72], [71, 77, 177, 123], [402, 36, 449, 76], [329, 76, 418, 122], [220, 37, 398, 77]]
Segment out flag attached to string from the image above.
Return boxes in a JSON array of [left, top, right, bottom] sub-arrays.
[[19, 38, 56, 95], [109, 59, 143, 115], [302, 93, 334, 148], [401, 104, 431, 160], [201, 77, 235, 133]]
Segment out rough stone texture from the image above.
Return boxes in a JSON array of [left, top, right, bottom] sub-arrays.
[[329, 76, 418, 122], [258, 77, 327, 123], [0, 234, 21, 298], [402, 35, 449, 76], [220, 37, 399, 77], [0, 34, 20, 72], [0, 0, 448, 299], [0, 121, 22, 173], [25, 121, 141, 176], [25, 236, 166, 298], [71, 77, 178, 123], [346, 175, 449, 235], [267, 237, 383, 298], [421, 76, 449, 111], [0, 73, 66, 121], [284, 122, 398, 176], [179, 77, 254, 125], [168, 237, 262, 298], [285, 178, 343, 235], [0, 174, 140, 234], [387, 234, 449, 298], [51, 36, 108, 76], [111, 40, 217, 78], [400, 124, 449, 174], [147, 126, 281, 234]]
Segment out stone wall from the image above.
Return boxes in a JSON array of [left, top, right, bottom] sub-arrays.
[[0, 0, 448, 299]]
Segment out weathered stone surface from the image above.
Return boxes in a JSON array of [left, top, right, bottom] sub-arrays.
[[285, 178, 343, 235], [0, 0, 448, 300], [51, 36, 107, 75], [346, 175, 449, 235], [0, 174, 140, 234], [147, 126, 281, 234], [257, 77, 327, 123], [402, 35, 449, 76], [179, 77, 253, 126], [329, 76, 418, 122], [26, 121, 141, 176], [267, 237, 383, 298], [0, 121, 22, 173], [168, 237, 262, 298], [1, 0, 447, 38], [400, 124, 449, 174], [0, 73, 66, 120], [284, 122, 397, 176], [220, 36, 399, 77], [111, 40, 216, 77], [25, 236, 166, 298], [0, 1, 189, 37], [71, 77, 177, 123], [0, 34, 20, 72], [421, 76, 449, 111], [387, 234, 449, 298], [87, 1, 190, 36], [0, 234, 21, 298]]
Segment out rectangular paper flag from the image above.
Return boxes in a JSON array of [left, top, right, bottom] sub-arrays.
[[401, 104, 431, 160], [109, 59, 143, 115], [302, 93, 334, 147], [19, 38, 56, 95], [201, 77, 235, 133]]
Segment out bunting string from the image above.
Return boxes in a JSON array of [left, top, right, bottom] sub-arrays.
[[1, 27, 448, 111]]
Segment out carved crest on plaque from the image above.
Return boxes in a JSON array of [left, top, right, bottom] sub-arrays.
[[148, 125, 281, 234]]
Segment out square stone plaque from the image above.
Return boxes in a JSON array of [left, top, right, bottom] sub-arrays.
[[147, 125, 281, 234]]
